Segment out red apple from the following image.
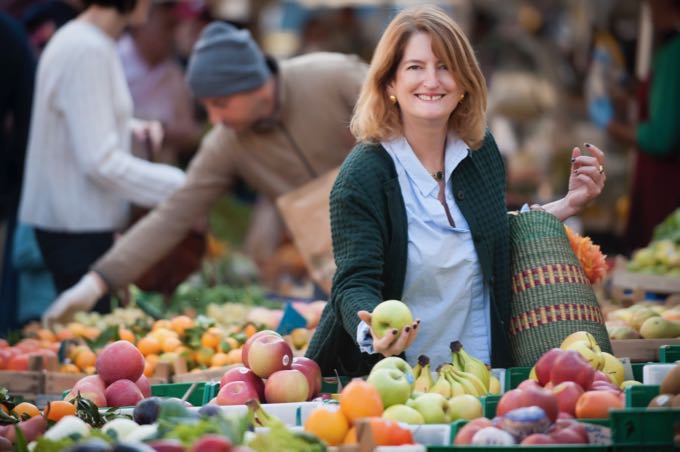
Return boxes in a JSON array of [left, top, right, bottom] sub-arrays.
[[264, 369, 309, 403], [521, 434, 557, 445], [535, 348, 567, 386], [588, 381, 621, 393], [66, 388, 106, 407], [190, 434, 232, 452], [241, 330, 280, 368], [147, 440, 185, 452], [518, 379, 542, 390], [557, 411, 575, 420], [496, 386, 559, 422], [220, 366, 265, 401], [549, 350, 595, 390], [592, 370, 612, 384], [549, 420, 589, 444], [551, 381, 584, 417], [291, 357, 322, 399], [105, 379, 144, 407], [216, 381, 260, 406], [136, 375, 152, 398], [246, 335, 293, 378], [454, 417, 493, 445], [73, 375, 106, 393]]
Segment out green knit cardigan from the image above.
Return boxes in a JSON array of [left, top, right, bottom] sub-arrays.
[[306, 131, 513, 377]]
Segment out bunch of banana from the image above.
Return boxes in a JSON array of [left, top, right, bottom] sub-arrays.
[[450, 341, 491, 392], [413, 355, 433, 392]]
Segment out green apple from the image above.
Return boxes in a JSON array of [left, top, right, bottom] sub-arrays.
[[406, 393, 450, 424], [371, 357, 414, 386], [447, 394, 483, 421], [366, 368, 411, 408], [382, 404, 425, 424], [371, 299, 413, 339]]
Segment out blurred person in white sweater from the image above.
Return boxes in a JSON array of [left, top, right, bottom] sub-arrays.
[[19, 0, 186, 316]]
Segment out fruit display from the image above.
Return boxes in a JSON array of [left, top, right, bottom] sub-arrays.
[[607, 302, 680, 339], [627, 239, 680, 276], [649, 363, 680, 408], [208, 330, 321, 406]]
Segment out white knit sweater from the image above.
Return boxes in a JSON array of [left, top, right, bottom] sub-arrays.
[[19, 20, 185, 232]]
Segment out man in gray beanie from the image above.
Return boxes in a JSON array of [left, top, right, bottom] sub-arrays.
[[44, 21, 368, 324]]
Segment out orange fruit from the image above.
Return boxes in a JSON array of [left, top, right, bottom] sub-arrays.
[[226, 348, 242, 365], [210, 352, 230, 368], [0, 404, 8, 414], [118, 328, 135, 343], [59, 363, 81, 374], [67, 322, 86, 338], [304, 407, 349, 446], [45, 400, 76, 422], [170, 315, 194, 335], [143, 360, 155, 377], [83, 327, 100, 341], [56, 329, 76, 341], [13, 402, 41, 419], [193, 347, 215, 367], [339, 379, 384, 422], [35, 329, 56, 342], [343, 426, 357, 445], [366, 417, 414, 446], [152, 319, 172, 331], [243, 324, 257, 338], [137, 337, 161, 357], [75, 349, 96, 370], [575, 390, 624, 419], [201, 327, 223, 350], [161, 337, 182, 353], [68, 344, 89, 362]]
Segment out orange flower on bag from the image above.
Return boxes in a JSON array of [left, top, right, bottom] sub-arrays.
[[564, 226, 608, 284]]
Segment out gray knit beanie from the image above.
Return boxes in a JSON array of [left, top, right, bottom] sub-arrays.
[[186, 22, 270, 99]]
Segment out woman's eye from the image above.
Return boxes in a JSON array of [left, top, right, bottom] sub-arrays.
[[407, 65, 420, 70], [438, 65, 448, 70]]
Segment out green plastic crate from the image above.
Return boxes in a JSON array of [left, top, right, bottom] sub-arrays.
[[624, 384, 660, 408], [151, 382, 210, 407], [610, 407, 680, 451], [660, 345, 680, 364], [202, 381, 220, 404], [504, 367, 532, 391], [433, 419, 610, 451], [481, 394, 500, 418], [631, 362, 648, 382]]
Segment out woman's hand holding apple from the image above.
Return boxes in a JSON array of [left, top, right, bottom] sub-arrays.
[[357, 310, 420, 357]]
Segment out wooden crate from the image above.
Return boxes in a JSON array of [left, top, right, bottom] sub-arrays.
[[43, 371, 87, 396], [0, 371, 43, 399], [612, 338, 680, 362], [610, 257, 680, 303]]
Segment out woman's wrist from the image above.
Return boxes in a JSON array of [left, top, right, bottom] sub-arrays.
[[536, 198, 578, 222]]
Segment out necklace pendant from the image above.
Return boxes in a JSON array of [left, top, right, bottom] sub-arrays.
[[433, 171, 443, 181]]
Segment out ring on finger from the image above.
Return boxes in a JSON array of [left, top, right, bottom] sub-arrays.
[[598, 164, 604, 174]]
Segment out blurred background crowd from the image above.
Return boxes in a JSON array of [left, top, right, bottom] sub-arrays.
[[1, 0, 678, 334]]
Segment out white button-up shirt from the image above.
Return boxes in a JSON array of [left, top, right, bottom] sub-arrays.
[[358, 133, 492, 369]]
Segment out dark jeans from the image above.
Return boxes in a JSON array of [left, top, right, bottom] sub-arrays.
[[35, 228, 113, 314]]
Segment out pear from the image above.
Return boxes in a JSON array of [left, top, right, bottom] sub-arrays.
[[639, 317, 680, 339], [629, 308, 660, 331]]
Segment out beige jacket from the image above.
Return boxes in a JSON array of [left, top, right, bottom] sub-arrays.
[[93, 52, 367, 289]]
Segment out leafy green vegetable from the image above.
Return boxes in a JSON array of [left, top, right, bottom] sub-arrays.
[[653, 208, 680, 244]]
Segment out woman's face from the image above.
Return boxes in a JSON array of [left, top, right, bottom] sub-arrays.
[[127, 0, 153, 27], [388, 32, 463, 128]]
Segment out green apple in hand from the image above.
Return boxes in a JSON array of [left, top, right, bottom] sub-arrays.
[[371, 299, 413, 339], [367, 368, 412, 408]]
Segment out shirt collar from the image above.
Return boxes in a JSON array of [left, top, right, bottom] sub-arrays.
[[383, 132, 469, 197]]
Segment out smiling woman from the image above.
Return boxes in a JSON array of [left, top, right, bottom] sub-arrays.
[[306, 4, 608, 377]]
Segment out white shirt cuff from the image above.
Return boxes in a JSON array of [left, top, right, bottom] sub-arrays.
[[356, 320, 375, 354]]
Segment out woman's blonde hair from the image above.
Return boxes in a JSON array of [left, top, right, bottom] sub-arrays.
[[350, 5, 487, 149]]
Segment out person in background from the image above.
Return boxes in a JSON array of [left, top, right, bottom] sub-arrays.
[[306, 5, 607, 376], [19, 0, 186, 321], [607, 0, 680, 252], [118, 0, 201, 166], [0, 12, 36, 335], [41, 21, 368, 325]]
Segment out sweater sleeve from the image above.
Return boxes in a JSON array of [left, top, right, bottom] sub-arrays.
[[92, 128, 236, 289], [58, 47, 185, 207], [636, 38, 680, 156], [328, 160, 386, 342]]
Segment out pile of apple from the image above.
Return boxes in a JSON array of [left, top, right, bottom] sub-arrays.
[[65, 340, 151, 407], [211, 330, 322, 405], [454, 331, 631, 446]]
